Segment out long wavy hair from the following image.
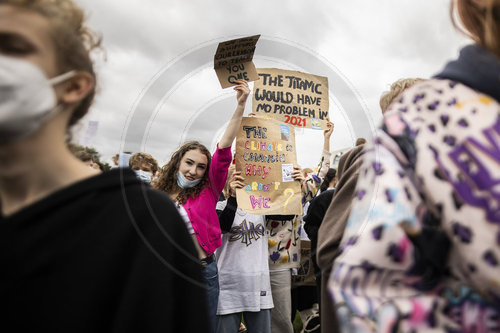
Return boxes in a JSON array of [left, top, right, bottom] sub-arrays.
[[452, 0, 500, 58], [154, 141, 212, 204], [320, 168, 337, 193]]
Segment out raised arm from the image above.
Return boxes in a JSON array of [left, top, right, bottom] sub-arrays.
[[317, 120, 334, 178], [302, 120, 334, 202], [219, 80, 250, 148], [323, 120, 334, 154]]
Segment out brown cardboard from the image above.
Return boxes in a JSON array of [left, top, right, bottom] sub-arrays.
[[252, 68, 329, 129], [235, 117, 302, 215], [214, 35, 260, 88]]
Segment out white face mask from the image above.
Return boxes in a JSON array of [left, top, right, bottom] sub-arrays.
[[177, 172, 202, 188], [0, 55, 76, 145], [134, 169, 152, 183]]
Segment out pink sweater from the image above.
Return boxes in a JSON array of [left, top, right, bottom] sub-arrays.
[[183, 145, 232, 256]]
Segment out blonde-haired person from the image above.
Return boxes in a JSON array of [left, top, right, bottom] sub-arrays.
[[327, 0, 500, 331], [0, 0, 209, 331], [355, 137, 366, 146], [379, 78, 425, 112], [129, 152, 159, 183]]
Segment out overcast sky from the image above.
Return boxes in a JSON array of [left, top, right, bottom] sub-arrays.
[[73, 0, 468, 168]]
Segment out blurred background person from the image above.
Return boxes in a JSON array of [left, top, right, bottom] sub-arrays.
[[129, 152, 159, 183], [0, 0, 209, 331], [317, 78, 423, 333], [327, 0, 500, 330]]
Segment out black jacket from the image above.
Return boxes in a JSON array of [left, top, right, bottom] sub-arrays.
[[303, 188, 335, 276], [0, 168, 209, 332]]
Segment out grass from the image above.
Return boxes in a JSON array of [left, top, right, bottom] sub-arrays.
[[293, 310, 303, 333]]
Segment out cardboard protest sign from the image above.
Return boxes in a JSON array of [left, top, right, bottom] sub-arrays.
[[252, 68, 329, 129], [214, 35, 260, 89], [235, 117, 302, 215]]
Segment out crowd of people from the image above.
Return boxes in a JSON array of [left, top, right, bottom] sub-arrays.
[[1, 0, 499, 332]]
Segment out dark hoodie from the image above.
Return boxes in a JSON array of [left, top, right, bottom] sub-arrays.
[[0, 168, 209, 332], [435, 44, 500, 101]]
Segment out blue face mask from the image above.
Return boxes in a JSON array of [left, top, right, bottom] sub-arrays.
[[177, 172, 202, 188], [134, 169, 152, 183]]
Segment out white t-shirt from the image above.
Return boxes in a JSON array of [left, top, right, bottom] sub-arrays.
[[175, 203, 194, 235], [215, 200, 274, 315]]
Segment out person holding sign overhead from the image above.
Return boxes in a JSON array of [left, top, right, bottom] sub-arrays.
[[154, 79, 250, 332]]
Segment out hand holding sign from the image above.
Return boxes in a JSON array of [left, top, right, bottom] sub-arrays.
[[292, 166, 305, 183], [324, 119, 334, 138], [234, 79, 251, 106], [229, 171, 245, 197]]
